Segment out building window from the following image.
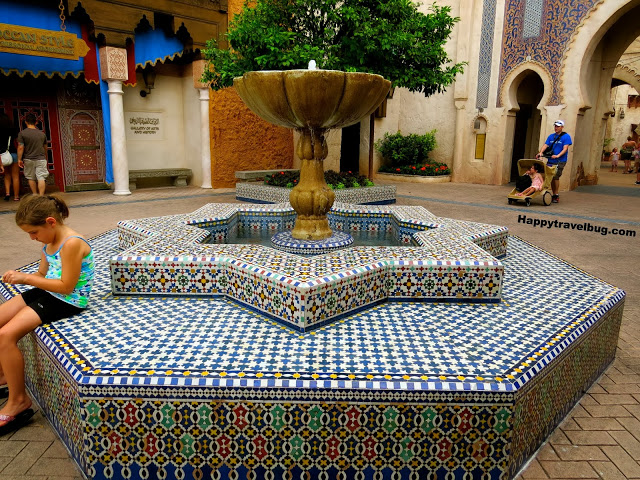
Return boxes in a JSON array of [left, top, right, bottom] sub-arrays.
[[523, 0, 544, 39], [475, 134, 486, 160]]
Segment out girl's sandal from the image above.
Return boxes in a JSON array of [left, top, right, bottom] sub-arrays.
[[13, 197, 19, 201], [0, 408, 35, 435]]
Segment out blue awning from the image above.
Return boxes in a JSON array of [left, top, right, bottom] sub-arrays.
[[0, 1, 86, 79], [134, 28, 185, 68]]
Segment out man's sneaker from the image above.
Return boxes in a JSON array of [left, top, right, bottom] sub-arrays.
[[635, 181, 640, 185], [551, 195, 559, 203]]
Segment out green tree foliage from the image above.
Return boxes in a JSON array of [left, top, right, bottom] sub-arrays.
[[203, 0, 464, 96]]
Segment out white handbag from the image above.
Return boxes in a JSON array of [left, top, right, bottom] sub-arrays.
[[1, 137, 12, 167]]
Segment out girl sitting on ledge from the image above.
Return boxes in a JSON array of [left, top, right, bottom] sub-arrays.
[[0, 195, 94, 434]]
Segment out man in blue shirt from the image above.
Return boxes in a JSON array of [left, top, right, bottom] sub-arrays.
[[536, 120, 572, 203]]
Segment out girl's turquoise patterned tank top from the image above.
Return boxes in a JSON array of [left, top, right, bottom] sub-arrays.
[[43, 236, 94, 308]]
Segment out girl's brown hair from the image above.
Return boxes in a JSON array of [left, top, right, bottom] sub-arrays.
[[15, 195, 69, 226]]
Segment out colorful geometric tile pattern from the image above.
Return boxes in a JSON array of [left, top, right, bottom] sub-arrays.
[[5, 231, 623, 480], [235, 183, 397, 205], [110, 203, 508, 330], [498, 0, 599, 105]]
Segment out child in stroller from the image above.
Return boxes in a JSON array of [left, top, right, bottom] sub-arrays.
[[507, 158, 556, 206], [517, 163, 543, 197]]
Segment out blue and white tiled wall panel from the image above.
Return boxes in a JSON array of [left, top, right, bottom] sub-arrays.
[[236, 182, 397, 205], [236, 210, 296, 233], [109, 203, 506, 330]]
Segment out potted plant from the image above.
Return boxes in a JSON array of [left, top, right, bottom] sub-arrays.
[[375, 131, 450, 176]]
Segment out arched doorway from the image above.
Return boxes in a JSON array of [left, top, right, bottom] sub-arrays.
[[510, 74, 544, 181], [559, 1, 640, 186]]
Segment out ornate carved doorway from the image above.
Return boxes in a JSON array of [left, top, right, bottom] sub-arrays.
[[67, 112, 104, 185], [58, 77, 107, 191]]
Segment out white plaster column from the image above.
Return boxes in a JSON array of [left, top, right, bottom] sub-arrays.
[[192, 60, 213, 189], [107, 80, 130, 195], [199, 87, 212, 189], [100, 46, 130, 195]]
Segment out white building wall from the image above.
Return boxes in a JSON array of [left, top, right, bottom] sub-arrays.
[[608, 84, 640, 152], [123, 71, 187, 172]]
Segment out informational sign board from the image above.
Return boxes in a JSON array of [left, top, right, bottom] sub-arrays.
[[125, 112, 164, 139]]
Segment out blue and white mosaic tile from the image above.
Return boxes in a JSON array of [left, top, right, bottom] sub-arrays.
[[236, 182, 397, 205], [271, 231, 354, 254], [110, 203, 507, 330], [8, 231, 621, 393], [6, 225, 625, 480]]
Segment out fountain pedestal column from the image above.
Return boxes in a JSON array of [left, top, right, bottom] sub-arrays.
[[289, 129, 335, 240], [233, 69, 391, 250]]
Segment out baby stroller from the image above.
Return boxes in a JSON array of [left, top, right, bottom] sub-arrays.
[[507, 158, 556, 206]]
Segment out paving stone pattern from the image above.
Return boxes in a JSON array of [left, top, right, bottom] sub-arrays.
[[0, 180, 638, 479]]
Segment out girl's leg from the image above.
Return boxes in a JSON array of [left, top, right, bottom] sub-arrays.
[[3, 164, 10, 198], [0, 295, 29, 385], [10, 163, 19, 199], [0, 306, 41, 424]]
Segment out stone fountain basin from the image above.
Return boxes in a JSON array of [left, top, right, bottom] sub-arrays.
[[233, 70, 391, 130], [110, 203, 507, 331]]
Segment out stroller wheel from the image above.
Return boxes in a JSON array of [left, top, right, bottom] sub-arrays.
[[542, 191, 552, 206], [525, 198, 531, 207], [508, 198, 514, 205]]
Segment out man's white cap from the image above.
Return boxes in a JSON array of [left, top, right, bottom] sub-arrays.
[[554, 120, 564, 127]]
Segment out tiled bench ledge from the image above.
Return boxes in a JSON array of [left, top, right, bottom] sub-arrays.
[[236, 182, 397, 205], [235, 169, 298, 180], [111, 203, 507, 331]]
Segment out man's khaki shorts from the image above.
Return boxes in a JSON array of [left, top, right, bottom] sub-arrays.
[[551, 162, 566, 180], [23, 159, 48, 181]]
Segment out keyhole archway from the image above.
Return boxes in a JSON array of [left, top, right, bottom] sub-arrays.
[[510, 73, 545, 181]]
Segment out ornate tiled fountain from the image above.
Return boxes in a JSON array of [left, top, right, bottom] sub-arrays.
[[0, 67, 625, 480], [1, 201, 624, 480]]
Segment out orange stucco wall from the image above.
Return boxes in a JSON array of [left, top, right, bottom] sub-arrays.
[[209, 87, 294, 188], [227, 0, 246, 20]]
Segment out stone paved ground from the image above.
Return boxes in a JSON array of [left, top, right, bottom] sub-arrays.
[[0, 175, 638, 480]]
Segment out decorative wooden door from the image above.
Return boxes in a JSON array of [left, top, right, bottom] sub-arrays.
[[69, 112, 103, 184]]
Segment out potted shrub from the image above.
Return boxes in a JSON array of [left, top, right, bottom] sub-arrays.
[[375, 131, 450, 176]]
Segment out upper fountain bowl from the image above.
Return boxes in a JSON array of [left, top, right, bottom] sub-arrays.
[[233, 70, 391, 130]]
